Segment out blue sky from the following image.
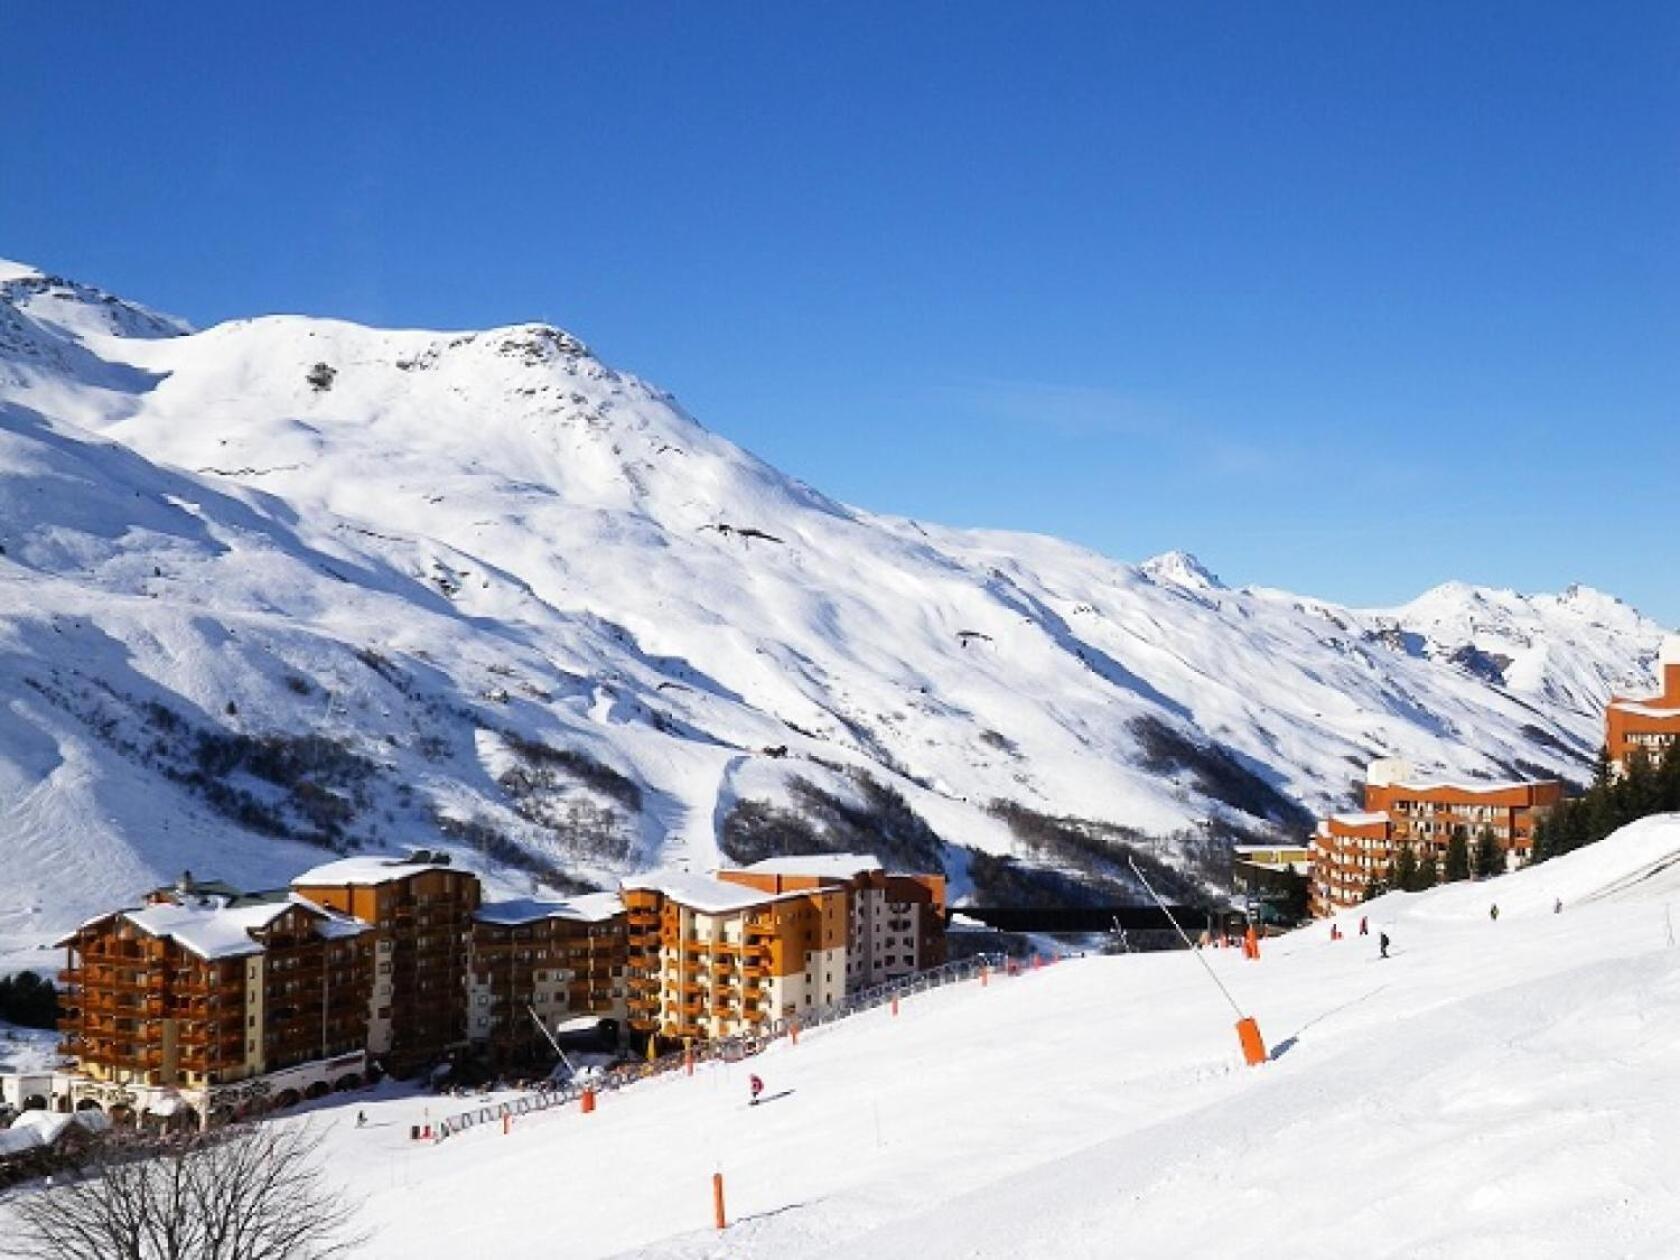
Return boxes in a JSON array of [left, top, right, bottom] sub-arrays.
[[4, 3, 1676, 622]]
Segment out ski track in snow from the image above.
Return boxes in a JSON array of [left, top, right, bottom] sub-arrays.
[[6, 816, 1675, 1258]]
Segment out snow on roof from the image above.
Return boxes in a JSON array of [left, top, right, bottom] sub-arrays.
[[1330, 811, 1391, 827], [4, 1109, 107, 1144], [1607, 700, 1680, 719], [0, 1126, 44, 1156], [293, 854, 466, 887], [729, 853, 883, 878], [1233, 841, 1311, 853], [476, 892, 623, 926], [1662, 636, 1680, 667], [620, 870, 779, 914], [118, 894, 367, 960], [1382, 778, 1557, 796]]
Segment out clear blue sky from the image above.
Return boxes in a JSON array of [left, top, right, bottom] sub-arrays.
[[4, 3, 1676, 622]]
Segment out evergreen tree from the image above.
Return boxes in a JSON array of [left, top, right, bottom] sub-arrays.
[[1444, 827, 1471, 882], [1394, 843, 1420, 892], [1361, 876, 1382, 903], [1472, 827, 1504, 879], [1591, 745, 1614, 791], [1415, 848, 1440, 890]]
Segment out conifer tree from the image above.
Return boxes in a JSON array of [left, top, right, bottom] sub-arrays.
[[1444, 827, 1471, 882], [1472, 827, 1504, 879], [1415, 848, 1440, 890], [1394, 843, 1419, 892]]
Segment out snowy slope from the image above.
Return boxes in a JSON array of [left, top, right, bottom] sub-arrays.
[[0, 259, 1670, 938], [7, 815, 1671, 1257]]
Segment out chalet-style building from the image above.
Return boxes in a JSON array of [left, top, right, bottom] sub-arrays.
[[1606, 637, 1680, 772], [1309, 760, 1563, 916], [469, 893, 628, 1066], [293, 852, 481, 1072], [54, 875, 372, 1124]]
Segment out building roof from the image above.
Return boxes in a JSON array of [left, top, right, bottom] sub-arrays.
[[727, 853, 883, 878], [1381, 779, 1555, 796], [1232, 842, 1311, 854], [292, 852, 468, 887], [476, 892, 624, 926], [1608, 699, 1680, 719], [1330, 810, 1391, 827], [61, 893, 367, 960], [620, 869, 782, 914]]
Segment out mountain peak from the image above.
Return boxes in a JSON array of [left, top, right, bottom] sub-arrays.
[[1140, 550, 1223, 590], [0, 260, 189, 341]]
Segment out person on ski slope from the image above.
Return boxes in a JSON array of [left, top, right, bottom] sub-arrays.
[[749, 1073, 765, 1106], [1379, 932, 1390, 960]]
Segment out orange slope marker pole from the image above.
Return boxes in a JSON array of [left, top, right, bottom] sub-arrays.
[[713, 1171, 728, 1231], [1126, 857, 1268, 1067]]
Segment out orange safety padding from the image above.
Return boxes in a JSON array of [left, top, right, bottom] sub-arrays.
[[581, 1088, 596, 1114], [1236, 1016, 1267, 1066]]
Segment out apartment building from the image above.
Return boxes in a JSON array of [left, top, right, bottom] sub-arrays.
[[716, 854, 947, 988], [1310, 759, 1563, 916], [293, 852, 481, 1072], [54, 876, 372, 1123], [469, 893, 628, 1065], [620, 871, 851, 1047], [1606, 637, 1680, 772]]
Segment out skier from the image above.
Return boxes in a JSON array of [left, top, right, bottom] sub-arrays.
[[1489, 903, 1500, 922], [356, 1110, 366, 1128], [1330, 922, 1342, 941], [1359, 915, 1369, 937], [749, 1073, 764, 1106], [1554, 897, 1563, 915], [1379, 932, 1390, 960]]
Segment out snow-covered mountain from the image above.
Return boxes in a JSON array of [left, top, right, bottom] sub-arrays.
[[0, 259, 1668, 937]]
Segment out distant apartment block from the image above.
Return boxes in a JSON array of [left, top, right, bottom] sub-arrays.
[[1606, 637, 1680, 772], [293, 853, 481, 1072], [54, 874, 373, 1124], [468, 893, 628, 1064], [1309, 760, 1563, 916]]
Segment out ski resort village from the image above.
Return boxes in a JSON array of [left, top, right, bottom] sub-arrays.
[[0, 248, 1676, 1256]]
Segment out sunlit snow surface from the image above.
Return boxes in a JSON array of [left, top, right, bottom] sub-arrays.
[[8, 815, 1673, 1258], [0, 260, 1670, 941]]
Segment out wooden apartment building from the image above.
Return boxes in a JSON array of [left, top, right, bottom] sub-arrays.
[[468, 893, 628, 1066], [55, 875, 371, 1120], [293, 852, 481, 1072], [1309, 759, 1563, 916]]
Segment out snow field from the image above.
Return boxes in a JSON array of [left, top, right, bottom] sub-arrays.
[[95, 814, 1671, 1260]]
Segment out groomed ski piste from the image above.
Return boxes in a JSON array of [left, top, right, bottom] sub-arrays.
[[10, 817, 1675, 1258]]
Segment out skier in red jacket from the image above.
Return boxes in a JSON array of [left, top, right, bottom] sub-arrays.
[[749, 1074, 765, 1106]]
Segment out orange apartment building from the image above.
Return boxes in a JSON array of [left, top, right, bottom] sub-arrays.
[[1310, 759, 1564, 916], [716, 854, 947, 987], [620, 856, 947, 1048], [293, 852, 481, 1072], [54, 875, 372, 1124], [620, 871, 848, 1047], [1605, 637, 1680, 772], [468, 893, 628, 1065]]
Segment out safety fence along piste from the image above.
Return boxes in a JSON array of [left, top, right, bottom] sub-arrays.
[[430, 951, 1021, 1142]]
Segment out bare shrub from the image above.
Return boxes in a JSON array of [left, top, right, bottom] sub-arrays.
[[5, 1122, 365, 1260]]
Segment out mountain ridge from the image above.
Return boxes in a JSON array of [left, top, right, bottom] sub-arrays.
[[0, 260, 1668, 940]]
